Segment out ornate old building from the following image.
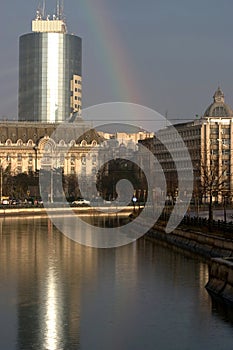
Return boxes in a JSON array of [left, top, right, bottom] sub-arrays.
[[139, 87, 233, 203], [0, 118, 102, 175]]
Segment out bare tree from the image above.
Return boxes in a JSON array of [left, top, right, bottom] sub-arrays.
[[199, 158, 229, 223]]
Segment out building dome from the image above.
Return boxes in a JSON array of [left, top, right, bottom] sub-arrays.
[[203, 87, 233, 118]]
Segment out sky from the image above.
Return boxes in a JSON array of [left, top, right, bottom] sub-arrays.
[[1, 0, 233, 125]]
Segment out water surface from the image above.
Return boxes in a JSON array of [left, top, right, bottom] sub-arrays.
[[0, 216, 233, 349]]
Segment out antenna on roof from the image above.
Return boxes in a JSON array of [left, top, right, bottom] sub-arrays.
[[42, 0, 46, 18], [36, 1, 46, 19], [56, 0, 60, 18], [61, 0, 64, 18], [56, 0, 64, 19]]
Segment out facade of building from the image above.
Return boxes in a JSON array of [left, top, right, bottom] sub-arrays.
[[139, 87, 233, 203], [0, 120, 102, 175], [0, 118, 154, 201], [18, 6, 82, 123], [200, 87, 233, 202], [97, 130, 154, 150]]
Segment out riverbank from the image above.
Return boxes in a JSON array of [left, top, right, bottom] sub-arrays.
[[205, 258, 233, 304], [0, 206, 46, 217], [0, 205, 134, 218], [146, 223, 233, 259]]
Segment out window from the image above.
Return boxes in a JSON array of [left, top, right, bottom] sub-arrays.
[[222, 128, 230, 135], [44, 144, 51, 152], [210, 160, 218, 166], [223, 170, 230, 176], [81, 155, 86, 165], [6, 139, 12, 146], [60, 155, 64, 165], [92, 155, 96, 164], [17, 139, 23, 146], [210, 129, 218, 135], [212, 107, 228, 117], [27, 140, 33, 147], [81, 140, 87, 146], [17, 154, 22, 162], [222, 138, 230, 144]]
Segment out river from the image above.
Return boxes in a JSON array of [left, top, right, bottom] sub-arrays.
[[0, 216, 233, 350]]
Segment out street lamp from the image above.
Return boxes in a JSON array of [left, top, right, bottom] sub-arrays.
[[0, 159, 7, 203], [0, 165, 3, 203], [0, 159, 11, 204]]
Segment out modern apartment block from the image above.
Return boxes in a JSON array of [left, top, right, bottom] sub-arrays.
[[140, 87, 233, 203], [18, 2, 82, 123]]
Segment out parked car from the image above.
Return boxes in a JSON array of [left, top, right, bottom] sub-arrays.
[[11, 199, 20, 205], [72, 198, 91, 206]]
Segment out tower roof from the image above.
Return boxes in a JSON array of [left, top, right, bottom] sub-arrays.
[[213, 86, 225, 103], [203, 87, 233, 118], [32, 1, 67, 33]]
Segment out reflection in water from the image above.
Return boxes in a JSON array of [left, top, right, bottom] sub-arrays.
[[210, 295, 233, 325], [0, 216, 233, 350], [44, 221, 61, 350], [45, 266, 59, 350]]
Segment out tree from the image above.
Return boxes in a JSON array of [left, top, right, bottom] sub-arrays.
[[96, 158, 147, 201], [64, 174, 81, 201], [199, 158, 229, 223]]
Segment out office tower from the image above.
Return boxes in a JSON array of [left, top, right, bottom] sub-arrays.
[[18, 1, 82, 122]]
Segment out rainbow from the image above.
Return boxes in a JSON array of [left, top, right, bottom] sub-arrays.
[[79, 0, 140, 103]]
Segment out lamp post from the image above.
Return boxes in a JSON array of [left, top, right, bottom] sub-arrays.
[[0, 165, 2, 204], [0, 159, 6, 204], [222, 188, 230, 225], [223, 194, 227, 224], [0, 159, 9, 203], [50, 167, 54, 203]]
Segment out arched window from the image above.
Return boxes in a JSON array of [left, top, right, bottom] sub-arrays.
[[27, 139, 34, 147], [59, 140, 65, 147], [17, 139, 23, 146], [6, 139, 12, 146], [81, 140, 87, 146]]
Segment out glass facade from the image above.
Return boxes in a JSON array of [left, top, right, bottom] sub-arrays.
[[18, 33, 82, 122]]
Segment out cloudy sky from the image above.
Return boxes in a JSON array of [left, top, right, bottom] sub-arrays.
[[0, 0, 233, 123]]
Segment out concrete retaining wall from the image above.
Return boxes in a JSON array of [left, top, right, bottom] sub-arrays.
[[205, 258, 233, 303], [0, 207, 46, 217], [146, 224, 233, 259]]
